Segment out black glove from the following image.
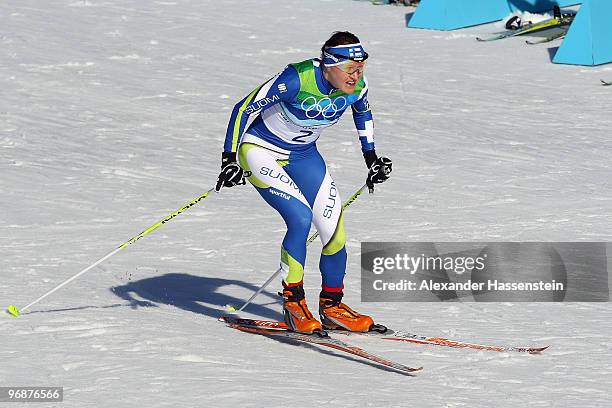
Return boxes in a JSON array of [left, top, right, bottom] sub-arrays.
[[215, 152, 246, 192], [364, 150, 392, 193]]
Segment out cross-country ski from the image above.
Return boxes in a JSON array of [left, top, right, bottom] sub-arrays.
[[525, 31, 566, 45], [220, 316, 549, 354], [220, 317, 423, 374]]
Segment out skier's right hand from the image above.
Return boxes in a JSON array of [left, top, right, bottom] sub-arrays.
[[215, 152, 246, 191]]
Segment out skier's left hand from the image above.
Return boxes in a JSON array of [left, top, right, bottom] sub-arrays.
[[363, 150, 392, 193], [215, 152, 246, 191]]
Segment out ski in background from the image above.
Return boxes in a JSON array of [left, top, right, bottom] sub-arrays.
[[477, 6, 576, 42], [601, 79, 612, 86], [219, 316, 550, 354], [525, 30, 567, 45]]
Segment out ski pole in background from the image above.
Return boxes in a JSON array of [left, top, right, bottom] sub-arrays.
[[230, 183, 368, 313], [6, 188, 217, 317]]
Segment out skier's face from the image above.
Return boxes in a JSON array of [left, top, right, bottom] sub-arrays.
[[324, 61, 365, 94]]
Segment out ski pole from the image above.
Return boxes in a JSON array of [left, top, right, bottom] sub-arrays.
[[6, 188, 217, 317], [231, 183, 368, 313]]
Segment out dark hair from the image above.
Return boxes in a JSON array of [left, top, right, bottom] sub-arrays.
[[321, 31, 361, 55]]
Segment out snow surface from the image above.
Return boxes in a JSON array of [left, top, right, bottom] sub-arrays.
[[1, 1, 611, 407]]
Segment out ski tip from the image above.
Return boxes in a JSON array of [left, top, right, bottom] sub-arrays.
[[218, 314, 242, 323], [396, 366, 423, 375], [601, 79, 612, 86], [532, 345, 550, 353], [6, 305, 20, 317]]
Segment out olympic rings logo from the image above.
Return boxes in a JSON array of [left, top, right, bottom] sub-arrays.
[[301, 96, 347, 119]]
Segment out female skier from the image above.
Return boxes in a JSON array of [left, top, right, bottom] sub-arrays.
[[216, 32, 392, 334]]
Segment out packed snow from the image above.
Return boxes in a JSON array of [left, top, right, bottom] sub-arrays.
[[1, 1, 611, 407]]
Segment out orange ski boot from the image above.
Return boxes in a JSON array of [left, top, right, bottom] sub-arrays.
[[319, 290, 375, 333], [281, 281, 323, 334]]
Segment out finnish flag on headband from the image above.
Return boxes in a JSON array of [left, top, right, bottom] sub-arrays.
[[348, 47, 363, 59], [322, 43, 368, 66]]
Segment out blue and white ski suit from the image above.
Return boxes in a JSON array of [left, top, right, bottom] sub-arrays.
[[223, 58, 375, 291]]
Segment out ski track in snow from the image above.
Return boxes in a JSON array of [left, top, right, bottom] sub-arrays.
[[1, 1, 611, 407]]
